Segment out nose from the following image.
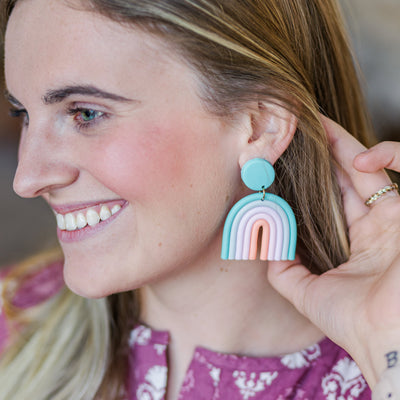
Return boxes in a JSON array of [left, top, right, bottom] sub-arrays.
[[13, 125, 79, 198]]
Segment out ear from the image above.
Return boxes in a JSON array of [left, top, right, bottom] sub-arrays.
[[238, 101, 298, 168]]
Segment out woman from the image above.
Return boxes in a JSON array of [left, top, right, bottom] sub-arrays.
[[1, 0, 400, 399]]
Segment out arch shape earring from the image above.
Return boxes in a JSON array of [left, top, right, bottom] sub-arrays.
[[221, 158, 297, 261]]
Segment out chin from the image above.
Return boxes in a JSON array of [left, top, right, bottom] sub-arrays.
[[63, 271, 108, 299], [63, 257, 118, 298], [62, 254, 146, 299]]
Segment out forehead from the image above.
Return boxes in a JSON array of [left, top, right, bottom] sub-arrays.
[[6, 0, 121, 57], [4, 0, 183, 99]]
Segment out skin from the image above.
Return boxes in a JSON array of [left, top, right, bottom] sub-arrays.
[[6, 0, 400, 397]]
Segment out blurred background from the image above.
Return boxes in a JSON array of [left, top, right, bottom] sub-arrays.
[[0, 0, 399, 265]]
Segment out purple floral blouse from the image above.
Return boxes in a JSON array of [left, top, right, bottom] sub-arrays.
[[0, 263, 371, 399], [128, 324, 371, 400]]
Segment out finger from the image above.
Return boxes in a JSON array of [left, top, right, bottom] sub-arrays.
[[321, 115, 392, 201], [354, 142, 400, 173], [334, 162, 367, 226]]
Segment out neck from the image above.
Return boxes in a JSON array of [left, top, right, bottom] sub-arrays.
[[139, 238, 323, 360]]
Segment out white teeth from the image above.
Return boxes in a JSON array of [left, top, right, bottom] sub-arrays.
[[76, 212, 87, 229], [65, 213, 77, 231], [111, 204, 121, 215], [99, 205, 111, 221], [56, 214, 66, 230], [86, 209, 100, 227], [55, 203, 123, 231]]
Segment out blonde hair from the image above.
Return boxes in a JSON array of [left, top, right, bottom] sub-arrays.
[[1, 0, 374, 398], [0, 249, 112, 399]]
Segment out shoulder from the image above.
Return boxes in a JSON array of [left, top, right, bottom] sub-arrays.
[[0, 250, 64, 353]]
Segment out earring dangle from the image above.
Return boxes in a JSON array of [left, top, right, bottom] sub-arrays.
[[221, 158, 297, 261]]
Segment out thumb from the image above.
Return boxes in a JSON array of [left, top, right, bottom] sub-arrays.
[[267, 258, 318, 318]]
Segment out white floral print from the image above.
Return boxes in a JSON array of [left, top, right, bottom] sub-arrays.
[[153, 343, 167, 356], [281, 344, 321, 369], [179, 369, 196, 398], [129, 325, 152, 347], [192, 351, 222, 399], [321, 357, 367, 400], [136, 365, 167, 400], [233, 370, 278, 399], [209, 367, 221, 387]]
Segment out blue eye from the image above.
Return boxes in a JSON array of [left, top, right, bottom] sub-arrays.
[[78, 109, 103, 122], [67, 107, 107, 130]]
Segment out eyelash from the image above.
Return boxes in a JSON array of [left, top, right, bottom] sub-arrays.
[[9, 108, 29, 126], [67, 107, 108, 130]]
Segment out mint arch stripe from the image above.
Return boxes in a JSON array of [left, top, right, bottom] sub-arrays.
[[221, 193, 297, 260]]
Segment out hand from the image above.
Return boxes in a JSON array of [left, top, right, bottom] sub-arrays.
[[267, 116, 400, 389]]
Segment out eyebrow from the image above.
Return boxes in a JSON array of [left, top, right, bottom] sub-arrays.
[[42, 85, 135, 104], [4, 84, 135, 107]]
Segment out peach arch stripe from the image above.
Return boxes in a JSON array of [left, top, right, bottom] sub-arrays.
[[249, 220, 270, 260], [243, 213, 274, 259]]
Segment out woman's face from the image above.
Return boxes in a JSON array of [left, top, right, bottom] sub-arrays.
[[5, 0, 245, 297]]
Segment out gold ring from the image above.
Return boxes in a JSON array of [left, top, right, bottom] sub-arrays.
[[365, 183, 399, 206]]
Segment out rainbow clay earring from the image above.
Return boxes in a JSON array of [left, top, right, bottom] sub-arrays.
[[221, 158, 297, 261]]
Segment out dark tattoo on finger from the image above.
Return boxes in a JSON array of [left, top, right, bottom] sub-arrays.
[[385, 351, 398, 369]]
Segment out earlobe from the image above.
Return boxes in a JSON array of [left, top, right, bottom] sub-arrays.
[[238, 101, 298, 168]]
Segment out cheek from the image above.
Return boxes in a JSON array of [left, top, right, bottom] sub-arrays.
[[87, 123, 195, 200]]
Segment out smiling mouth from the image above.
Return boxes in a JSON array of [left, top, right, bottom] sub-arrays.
[[54, 201, 125, 231]]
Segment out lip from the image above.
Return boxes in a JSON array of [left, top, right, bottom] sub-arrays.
[[54, 199, 128, 243], [50, 199, 127, 215]]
